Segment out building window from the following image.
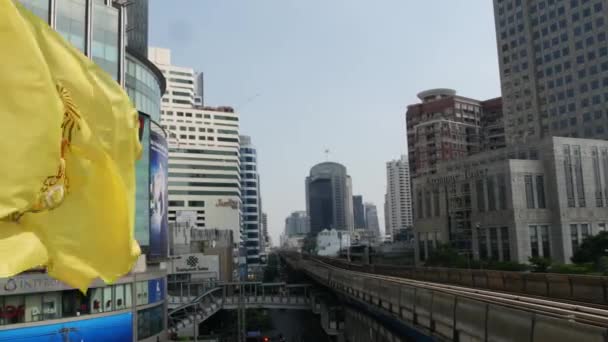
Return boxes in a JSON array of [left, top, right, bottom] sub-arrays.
[[189, 201, 205, 207], [573, 146, 585, 207], [497, 174, 507, 210], [525, 175, 535, 209], [478, 228, 488, 259], [540, 225, 550, 258], [56, 0, 86, 52], [592, 147, 603, 207], [581, 223, 590, 240], [536, 175, 546, 208], [564, 146, 575, 207], [418, 233, 426, 261], [598, 223, 606, 232], [137, 305, 164, 340], [92, 3, 119, 80], [487, 176, 496, 211], [433, 189, 440, 217], [18, 0, 50, 22], [417, 191, 424, 219], [1, 295, 25, 325], [168, 200, 185, 207], [500, 227, 510, 261], [570, 224, 579, 253], [476, 179, 485, 212], [529, 225, 539, 257], [424, 191, 432, 218], [489, 228, 499, 261]]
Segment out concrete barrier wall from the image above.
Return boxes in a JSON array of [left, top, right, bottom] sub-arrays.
[[295, 255, 608, 342], [430, 292, 455, 340], [315, 256, 608, 305], [454, 297, 487, 342], [533, 315, 608, 342], [486, 304, 533, 342]]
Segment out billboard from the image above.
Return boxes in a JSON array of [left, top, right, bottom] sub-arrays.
[[134, 114, 150, 246], [0, 312, 132, 341], [149, 127, 168, 260], [148, 278, 165, 304], [169, 253, 219, 279]]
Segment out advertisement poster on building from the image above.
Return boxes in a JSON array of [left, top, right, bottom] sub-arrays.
[[135, 114, 150, 246], [149, 128, 168, 259]]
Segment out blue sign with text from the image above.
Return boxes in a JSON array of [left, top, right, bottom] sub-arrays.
[[0, 312, 132, 341], [148, 278, 164, 304]]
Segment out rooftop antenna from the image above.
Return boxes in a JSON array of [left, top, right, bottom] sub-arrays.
[[324, 148, 331, 161]]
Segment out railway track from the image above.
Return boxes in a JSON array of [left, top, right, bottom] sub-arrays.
[[311, 256, 608, 328]]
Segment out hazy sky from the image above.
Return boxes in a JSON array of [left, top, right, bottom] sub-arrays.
[[149, 0, 501, 244]]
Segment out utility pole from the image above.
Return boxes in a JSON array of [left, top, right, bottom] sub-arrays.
[[237, 283, 247, 341]]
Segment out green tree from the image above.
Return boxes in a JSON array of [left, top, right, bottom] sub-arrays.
[[571, 231, 608, 264], [528, 256, 552, 272], [263, 253, 279, 282], [425, 244, 467, 268], [302, 233, 317, 254]]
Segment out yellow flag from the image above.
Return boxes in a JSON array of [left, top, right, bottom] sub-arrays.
[[0, 1, 141, 292]]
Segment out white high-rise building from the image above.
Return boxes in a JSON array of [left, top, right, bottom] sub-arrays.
[[240, 135, 263, 267], [385, 155, 414, 238], [149, 47, 242, 248]]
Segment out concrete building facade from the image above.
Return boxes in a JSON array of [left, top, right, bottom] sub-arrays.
[[364, 203, 380, 236], [414, 137, 608, 265], [493, 0, 608, 144], [0, 2, 168, 341], [385, 156, 414, 238], [285, 211, 310, 237], [352, 195, 366, 229], [306, 162, 355, 235], [150, 47, 242, 248], [406, 89, 505, 178]]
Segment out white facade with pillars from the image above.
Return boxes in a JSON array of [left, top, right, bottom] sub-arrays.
[[413, 137, 608, 265]]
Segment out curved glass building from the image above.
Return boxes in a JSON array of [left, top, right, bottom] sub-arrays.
[[305, 162, 355, 235], [0, 2, 168, 341]]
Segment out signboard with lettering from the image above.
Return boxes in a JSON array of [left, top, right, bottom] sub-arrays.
[[215, 198, 239, 210], [148, 278, 164, 304], [168, 253, 219, 278], [426, 168, 489, 185], [0, 274, 133, 295]]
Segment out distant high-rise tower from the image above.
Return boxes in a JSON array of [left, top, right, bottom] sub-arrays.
[[364, 203, 380, 235], [385, 156, 414, 239], [352, 195, 366, 229], [305, 162, 354, 235], [285, 211, 309, 237], [240, 135, 262, 266], [493, 0, 608, 142]]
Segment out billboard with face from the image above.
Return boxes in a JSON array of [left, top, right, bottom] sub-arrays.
[[149, 126, 168, 260]]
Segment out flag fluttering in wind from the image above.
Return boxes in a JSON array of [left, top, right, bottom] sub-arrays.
[[0, 1, 141, 292]]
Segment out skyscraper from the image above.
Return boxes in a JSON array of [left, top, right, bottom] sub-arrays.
[[125, 0, 148, 56], [493, 0, 608, 143], [385, 156, 414, 239], [406, 89, 504, 178], [364, 203, 380, 235], [285, 211, 310, 237], [352, 195, 366, 229], [240, 135, 262, 266], [150, 47, 242, 246], [305, 162, 354, 235]]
